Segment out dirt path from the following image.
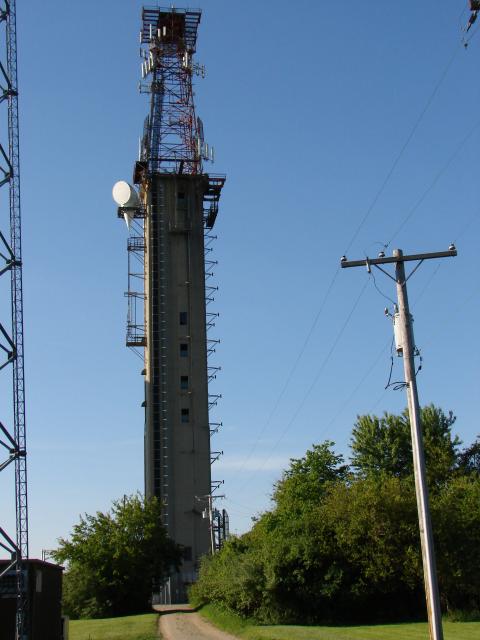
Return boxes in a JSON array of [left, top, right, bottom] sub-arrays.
[[154, 604, 239, 640]]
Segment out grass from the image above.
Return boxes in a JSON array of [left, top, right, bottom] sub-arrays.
[[199, 603, 480, 640], [69, 613, 158, 640]]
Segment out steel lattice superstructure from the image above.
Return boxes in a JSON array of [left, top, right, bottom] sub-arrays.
[[0, 0, 29, 637], [139, 7, 203, 175]]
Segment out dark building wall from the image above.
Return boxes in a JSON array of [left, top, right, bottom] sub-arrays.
[[0, 560, 63, 640]]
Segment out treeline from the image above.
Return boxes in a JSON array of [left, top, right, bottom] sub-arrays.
[[191, 406, 480, 624]]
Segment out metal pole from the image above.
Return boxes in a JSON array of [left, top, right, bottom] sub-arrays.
[[394, 248, 443, 640], [208, 495, 215, 555]]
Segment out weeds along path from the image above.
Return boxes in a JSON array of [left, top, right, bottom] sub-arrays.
[[154, 605, 239, 640]]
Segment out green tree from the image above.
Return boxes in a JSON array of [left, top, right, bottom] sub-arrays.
[[53, 494, 182, 619], [272, 441, 349, 515], [192, 409, 480, 624], [190, 536, 267, 619], [319, 475, 423, 621], [457, 436, 480, 476], [431, 475, 480, 613], [350, 405, 460, 485]]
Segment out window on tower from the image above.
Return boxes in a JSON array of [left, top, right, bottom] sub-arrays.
[[180, 343, 188, 357], [180, 375, 189, 390], [181, 408, 189, 423], [179, 311, 188, 325]]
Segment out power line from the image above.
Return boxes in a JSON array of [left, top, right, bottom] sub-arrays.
[[386, 204, 480, 315], [231, 237, 477, 518], [414, 263, 442, 306], [370, 269, 397, 306], [278, 212, 476, 461], [226, 33, 461, 493], [225, 498, 260, 513], [323, 228, 462, 432], [453, 206, 480, 242], [386, 118, 480, 247], [344, 43, 461, 256], [238, 278, 370, 490], [229, 267, 341, 480], [462, 19, 480, 48], [324, 338, 391, 432]]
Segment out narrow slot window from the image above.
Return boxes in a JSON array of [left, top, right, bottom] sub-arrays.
[[179, 311, 188, 325], [181, 408, 189, 423], [180, 375, 189, 390], [180, 343, 188, 357]]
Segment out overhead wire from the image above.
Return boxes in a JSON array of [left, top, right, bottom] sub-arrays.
[[238, 278, 370, 490], [319, 245, 446, 434], [226, 27, 463, 493], [369, 268, 397, 306], [363, 204, 480, 416], [330, 233, 452, 428], [384, 339, 422, 392], [462, 19, 480, 48], [385, 117, 480, 248], [344, 42, 461, 257], [323, 338, 391, 432], [272, 153, 477, 476], [453, 205, 480, 242], [229, 267, 341, 479], [414, 263, 442, 306], [277, 199, 479, 473], [232, 200, 478, 510], [239, 200, 471, 482], [339, 33, 478, 423], [384, 203, 479, 310]]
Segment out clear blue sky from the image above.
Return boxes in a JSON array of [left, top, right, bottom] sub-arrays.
[[0, 0, 478, 557]]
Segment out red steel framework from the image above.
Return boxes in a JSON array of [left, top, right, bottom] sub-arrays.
[[139, 7, 203, 175]]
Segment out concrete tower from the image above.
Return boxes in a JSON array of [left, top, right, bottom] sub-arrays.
[[114, 7, 225, 602]]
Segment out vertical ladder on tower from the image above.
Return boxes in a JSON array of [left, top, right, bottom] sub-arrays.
[[150, 183, 170, 529]]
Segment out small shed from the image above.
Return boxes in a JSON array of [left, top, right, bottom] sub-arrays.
[[0, 559, 63, 640]]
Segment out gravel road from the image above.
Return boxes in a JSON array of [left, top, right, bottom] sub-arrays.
[[154, 604, 239, 640]]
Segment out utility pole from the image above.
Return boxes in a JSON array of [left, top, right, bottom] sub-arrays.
[[341, 245, 457, 640]]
